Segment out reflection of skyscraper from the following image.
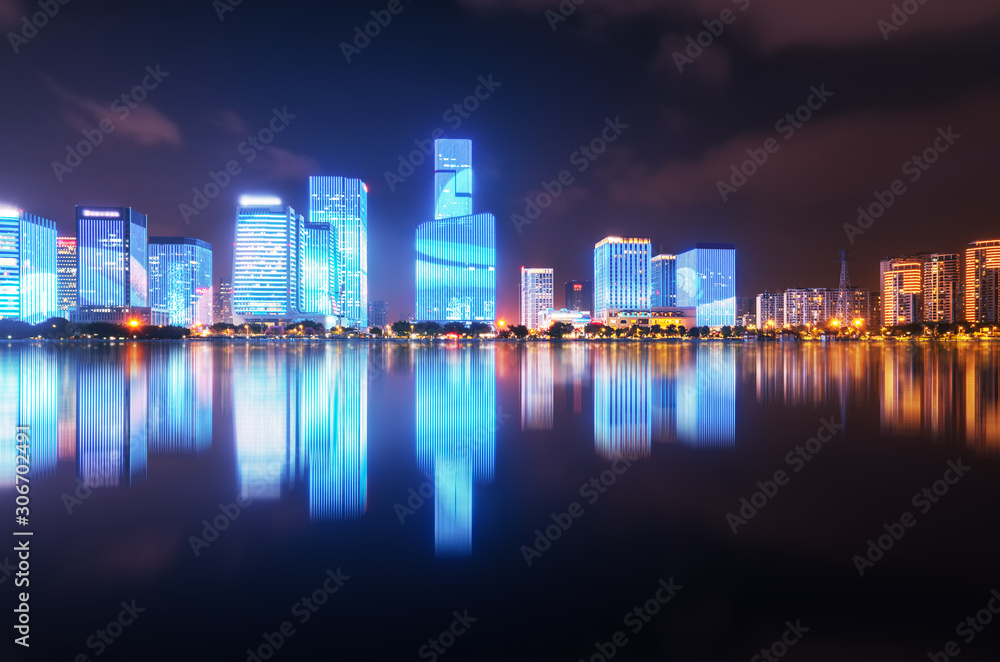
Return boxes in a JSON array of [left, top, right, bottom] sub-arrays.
[[148, 237, 213, 328], [0, 347, 59, 487], [520, 268, 554, 330], [520, 345, 553, 430], [0, 206, 57, 324], [593, 345, 652, 459], [594, 237, 652, 320], [76, 206, 152, 324], [415, 346, 496, 556], [676, 244, 736, 327], [232, 346, 290, 499], [147, 344, 213, 454], [434, 139, 473, 221], [57, 236, 78, 319], [415, 215, 496, 323], [676, 345, 736, 448]]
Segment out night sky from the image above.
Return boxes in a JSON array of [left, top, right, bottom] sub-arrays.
[[1, 0, 998, 322]]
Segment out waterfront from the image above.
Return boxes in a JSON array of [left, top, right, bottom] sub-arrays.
[[4, 342, 1000, 660]]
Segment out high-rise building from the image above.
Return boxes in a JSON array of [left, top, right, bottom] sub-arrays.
[[213, 278, 232, 325], [676, 243, 736, 327], [76, 206, 156, 324], [368, 300, 388, 328], [923, 253, 961, 323], [965, 240, 1000, 324], [783, 288, 836, 327], [594, 237, 652, 320], [0, 206, 57, 324], [880, 256, 924, 326], [756, 290, 784, 330], [308, 177, 368, 327], [434, 139, 473, 221], [565, 280, 592, 312], [520, 268, 554, 330], [233, 196, 302, 323], [148, 237, 213, 328], [651, 254, 677, 308], [415, 214, 496, 322], [57, 236, 77, 319]]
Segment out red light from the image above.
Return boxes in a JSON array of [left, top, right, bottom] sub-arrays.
[[573, 285, 583, 291]]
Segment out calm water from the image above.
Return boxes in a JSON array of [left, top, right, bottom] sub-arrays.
[[4, 341, 1000, 661]]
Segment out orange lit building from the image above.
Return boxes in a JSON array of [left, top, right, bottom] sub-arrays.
[[965, 240, 1000, 324]]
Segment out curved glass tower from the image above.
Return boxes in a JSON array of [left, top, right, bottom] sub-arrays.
[[415, 214, 496, 323], [434, 139, 473, 221]]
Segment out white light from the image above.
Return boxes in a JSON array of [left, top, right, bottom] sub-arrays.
[[82, 209, 121, 218], [239, 195, 282, 207], [0, 206, 20, 218]]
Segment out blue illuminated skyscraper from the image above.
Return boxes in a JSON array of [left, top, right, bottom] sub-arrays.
[[593, 237, 651, 320], [651, 254, 677, 308], [416, 214, 496, 322], [434, 139, 473, 221], [676, 243, 736, 327], [0, 206, 57, 324], [76, 206, 152, 324], [148, 237, 213, 328], [232, 197, 302, 322], [308, 177, 368, 327]]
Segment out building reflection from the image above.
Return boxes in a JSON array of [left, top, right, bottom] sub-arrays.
[[676, 345, 736, 448], [594, 345, 652, 459], [415, 345, 496, 557], [962, 345, 1000, 455], [520, 344, 553, 430]]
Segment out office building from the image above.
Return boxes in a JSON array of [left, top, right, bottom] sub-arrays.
[[148, 237, 213, 328], [434, 139, 473, 221], [880, 256, 924, 326], [650, 254, 677, 308], [57, 236, 77, 319], [923, 253, 961, 323], [520, 267, 554, 330], [0, 206, 57, 324], [756, 291, 784, 330], [593, 237, 651, 320], [232, 196, 302, 323], [75, 206, 159, 324], [213, 278, 232, 325], [308, 176, 368, 327], [676, 243, 736, 327], [368, 300, 388, 328], [415, 214, 496, 322], [565, 280, 592, 312], [965, 240, 1000, 324]]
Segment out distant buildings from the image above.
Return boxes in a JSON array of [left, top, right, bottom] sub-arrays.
[[676, 243, 736, 327], [565, 280, 592, 312], [756, 291, 784, 330], [309, 176, 368, 328], [213, 278, 233, 325], [594, 237, 651, 320], [415, 139, 496, 324], [57, 236, 77, 319], [736, 297, 755, 327], [604, 308, 696, 331], [754, 287, 875, 328], [0, 206, 57, 324], [923, 253, 961, 323], [148, 237, 213, 328], [368, 300, 388, 328], [879, 252, 962, 326], [650, 254, 677, 308], [520, 268, 554, 330], [75, 206, 160, 324], [965, 240, 1000, 324]]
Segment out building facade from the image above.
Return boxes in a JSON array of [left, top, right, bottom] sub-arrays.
[[676, 243, 736, 327], [880, 256, 924, 326], [308, 176, 368, 328], [923, 253, 961, 323], [565, 280, 592, 312], [783, 288, 835, 327], [0, 206, 57, 324], [232, 197, 301, 323], [57, 236, 77, 319], [148, 237, 213, 328], [415, 214, 496, 323], [594, 237, 651, 320], [76, 206, 152, 324], [213, 278, 233, 325], [650, 254, 677, 308], [965, 240, 1000, 324], [434, 139, 473, 221], [368, 300, 388, 328], [756, 291, 784, 330], [520, 268, 554, 330]]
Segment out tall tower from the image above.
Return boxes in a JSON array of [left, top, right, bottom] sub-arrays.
[[308, 177, 368, 328], [232, 196, 301, 323], [434, 139, 473, 221], [520, 268, 554, 330], [76, 205, 149, 324], [836, 250, 851, 324], [594, 237, 652, 320]]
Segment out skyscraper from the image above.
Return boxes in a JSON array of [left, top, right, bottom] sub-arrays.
[[651, 254, 677, 308], [76, 206, 154, 324], [148, 237, 213, 328], [416, 215, 496, 322], [565, 280, 592, 312], [233, 196, 302, 323], [593, 237, 651, 320], [0, 206, 57, 324], [308, 177, 369, 327], [756, 290, 784, 330], [57, 236, 77, 319], [368, 300, 388, 328], [520, 268, 554, 330], [923, 253, 961, 323], [675, 243, 736, 327], [880, 256, 924, 326], [965, 240, 1000, 324], [213, 278, 233, 325], [434, 139, 473, 221]]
